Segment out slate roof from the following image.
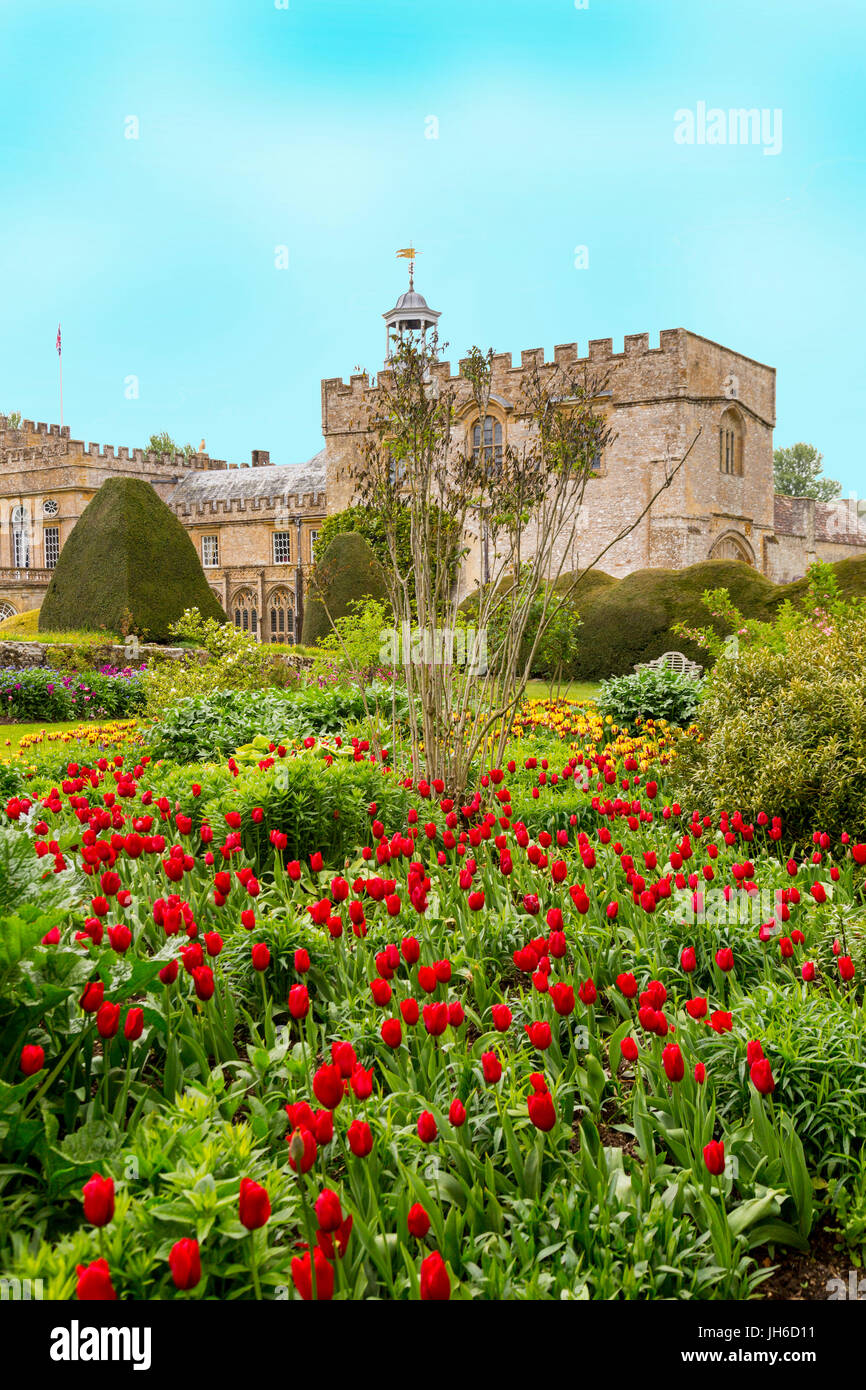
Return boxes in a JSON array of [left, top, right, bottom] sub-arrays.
[[169, 450, 326, 505]]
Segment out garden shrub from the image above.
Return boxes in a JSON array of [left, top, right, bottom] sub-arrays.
[[597, 667, 703, 730], [302, 532, 390, 646], [140, 608, 301, 716], [308, 597, 398, 685], [200, 753, 416, 872], [148, 683, 406, 762], [38, 478, 226, 641], [673, 595, 866, 842]]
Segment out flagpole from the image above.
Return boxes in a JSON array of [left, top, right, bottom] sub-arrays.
[[59, 352, 63, 431]]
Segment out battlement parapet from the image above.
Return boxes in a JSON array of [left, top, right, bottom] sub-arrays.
[[323, 329, 688, 402], [170, 489, 326, 520]]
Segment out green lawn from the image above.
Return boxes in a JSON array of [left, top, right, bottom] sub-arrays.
[[0, 609, 120, 643], [523, 679, 600, 703]]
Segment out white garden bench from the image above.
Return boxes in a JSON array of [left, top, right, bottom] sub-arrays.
[[634, 650, 703, 679]]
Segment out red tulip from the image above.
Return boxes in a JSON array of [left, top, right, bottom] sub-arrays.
[[448, 1097, 467, 1127], [381, 1017, 402, 1048], [422, 1001, 449, 1036], [350, 1064, 373, 1099], [419, 1250, 451, 1301], [313, 1063, 344, 1109], [525, 1020, 552, 1049], [703, 1140, 725, 1175], [82, 1173, 115, 1227], [400, 997, 420, 1025], [76, 1258, 117, 1301], [123, 1008, 144, 1041], [239, 1177, 270, 1229], [291, 1246, 334, 1301], [347, 1119, 373, 1157], [417, 1110, 438, 1143], [314, 1189, 343, 1233], [286, 1126, 317, 1173], [80, 982, 105, 1014], [481, 1051, 502, 1083], [192, 965, 215, 1001], [169, 1237, 201, 1290], [750, 1058, 775, 1095], [20, 1044, 45, 1075], [96, 1002, 120, 1039], [549, 983, 575, 1016], [288, 984, 309, 1019], [491, 1003, 512, 1031], [662, 1043, 685, 1083], [251, 943, 270, 971], [408, 1202, 431, 1238], [527, 1087, 556, 1132]]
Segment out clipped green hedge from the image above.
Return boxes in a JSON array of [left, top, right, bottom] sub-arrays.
[[301, 531, 390, 646], [495, 556, 866, 681], [38, 478, 226, 642]]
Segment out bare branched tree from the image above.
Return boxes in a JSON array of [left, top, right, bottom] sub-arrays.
[[346, 334, 699, 797]]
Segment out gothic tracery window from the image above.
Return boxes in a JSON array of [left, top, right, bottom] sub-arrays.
[[232, 589, 258, 636], [267, 588, 294, 643]]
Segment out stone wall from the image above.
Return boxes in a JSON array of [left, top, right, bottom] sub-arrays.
[[0, 641, 208, 671]]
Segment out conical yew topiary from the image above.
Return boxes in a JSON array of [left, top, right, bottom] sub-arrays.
[[38, 477, 226, 641], [301, 531, 390, 645]]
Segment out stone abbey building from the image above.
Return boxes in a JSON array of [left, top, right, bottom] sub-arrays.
[[1, 275, 863, 639]]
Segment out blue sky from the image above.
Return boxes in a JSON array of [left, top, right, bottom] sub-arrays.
[[1, 0, 864, 493]]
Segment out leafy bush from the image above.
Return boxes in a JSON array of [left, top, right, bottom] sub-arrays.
[[0, 666, 146, 721], [203, 752, 416, 872], [597, 668, 703, 729], [148, 683, 407, 762], [38, 478, 226, 640], [309, 597, 397, 685], [674, 593, 866, 842], [141, 608, 300, 715]]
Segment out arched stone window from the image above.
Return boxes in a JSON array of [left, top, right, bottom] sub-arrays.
[[11, 506, 29, 568], [231, 589, 258, 636], [0, 602, 16, 623], [471, 415, 503, 472], [267, 588, 294, 643], [719, 407, 744, 477]]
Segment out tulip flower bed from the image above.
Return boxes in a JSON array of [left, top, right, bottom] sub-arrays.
[[1, 726, 865, 1302]]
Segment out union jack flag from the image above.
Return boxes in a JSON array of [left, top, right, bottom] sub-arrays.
[[56, 324, 61, 356]]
